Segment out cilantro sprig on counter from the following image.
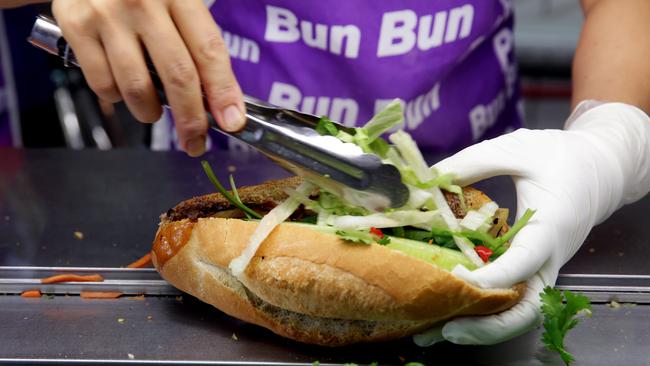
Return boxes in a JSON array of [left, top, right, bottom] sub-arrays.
[[540, 287, 592, 365]]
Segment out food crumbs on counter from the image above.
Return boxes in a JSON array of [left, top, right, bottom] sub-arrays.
[[80, 291, 122, 299], [41, 294, 55, 300], [41, 273, 104, 284], [21, 290, 41, 298], [117, 317, 126, 324], [128, 295, 146, 301], [607, 300, 621, 309], [227, 165, 237, 173], [73, 231, 84, 240], [127, 353, 135, 360], [607, 300, 637, 310], [231, 333, 238, 341], [146, 315, 153, 321], [617, 251, 624, 257], [126, 253, 152, 268], [175, 295, 183, 303], [588, 248, 595, 253]]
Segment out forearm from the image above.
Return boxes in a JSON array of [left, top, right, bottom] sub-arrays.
[[573, 0, 650, 113], [0, 0, 48, 9]]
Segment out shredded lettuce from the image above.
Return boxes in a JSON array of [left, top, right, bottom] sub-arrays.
[[317, 191, 369, 216], [356, 99, 404, 143], [390, 130, 435, 183], [316, 99, 403, 159], [221, 99, 534, 275], [315, 116, 340, 136], [229, 182, 315, 277], [327, 210, 441, 231], [460, 202, 498, 232]]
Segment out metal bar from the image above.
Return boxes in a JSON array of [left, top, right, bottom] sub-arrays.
[[0, 266, 179, 295], [0, 360, 321, 366], [3, 267, 650, 301]]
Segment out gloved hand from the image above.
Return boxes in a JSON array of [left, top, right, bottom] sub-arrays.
[[415, 101, 650, 346]]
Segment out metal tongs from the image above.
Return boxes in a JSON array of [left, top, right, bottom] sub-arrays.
[[28, 16, 409, 210]]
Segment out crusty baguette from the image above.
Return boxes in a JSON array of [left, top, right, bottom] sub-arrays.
[[152, 177, 525, 346]]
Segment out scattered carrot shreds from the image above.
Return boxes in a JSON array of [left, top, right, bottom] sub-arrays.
[[126, 252, 152, 268], [80, 291, 123, 299], [41, 273, 104, 284], [128, 295, 145, 301], [21, 290, 41, 298]]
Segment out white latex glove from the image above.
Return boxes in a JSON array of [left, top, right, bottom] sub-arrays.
[[414, 102, 650, 346]]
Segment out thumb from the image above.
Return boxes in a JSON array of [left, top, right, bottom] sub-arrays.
[[434, 130, 533, 186]]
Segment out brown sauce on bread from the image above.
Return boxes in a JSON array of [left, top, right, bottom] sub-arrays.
[[153, 220, 195, 267]]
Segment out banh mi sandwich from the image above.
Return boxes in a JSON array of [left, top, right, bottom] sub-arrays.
[[151, 100, 533, 346]]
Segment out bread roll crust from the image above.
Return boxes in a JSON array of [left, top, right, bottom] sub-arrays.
[[152, 177, 525, 346]]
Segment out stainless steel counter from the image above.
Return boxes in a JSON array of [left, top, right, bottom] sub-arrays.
[[1, 148, 650, 365]]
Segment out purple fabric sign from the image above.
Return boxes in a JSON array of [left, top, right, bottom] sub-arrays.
[[207, 0, 522, 153]]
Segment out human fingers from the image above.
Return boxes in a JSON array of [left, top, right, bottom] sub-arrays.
[[441, 273, 547, 345], [136, 2, 208, 156], [52, 1, 121, 103], [100, 23, 162, 122], [171, 0, 246, 132], [451, 216, 552, 289], [433, 129, 536, 186]]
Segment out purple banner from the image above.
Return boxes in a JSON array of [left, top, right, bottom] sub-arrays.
[[208, 0, 522, 153]]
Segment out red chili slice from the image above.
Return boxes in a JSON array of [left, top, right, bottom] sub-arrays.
[[369, 227, 384, 238], [475, 246, 493, 263]]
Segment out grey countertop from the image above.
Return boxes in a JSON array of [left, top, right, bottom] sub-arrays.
[[1, 148, 649, 365]]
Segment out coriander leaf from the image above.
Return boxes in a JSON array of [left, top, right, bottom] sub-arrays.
[[404, 363, 426, 366], [540, 287, 592, 366], [312, 362, 320, 366], [377, 236, 391, 245], [335, 230, 373, 245]]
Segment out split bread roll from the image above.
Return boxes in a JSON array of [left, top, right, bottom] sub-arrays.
[[152, 176, 525, 346]]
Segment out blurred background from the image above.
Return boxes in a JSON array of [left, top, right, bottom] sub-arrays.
[[1, 0, 583, 150]]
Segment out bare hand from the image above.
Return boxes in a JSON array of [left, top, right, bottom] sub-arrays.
[[52, 0, 246, 156]]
